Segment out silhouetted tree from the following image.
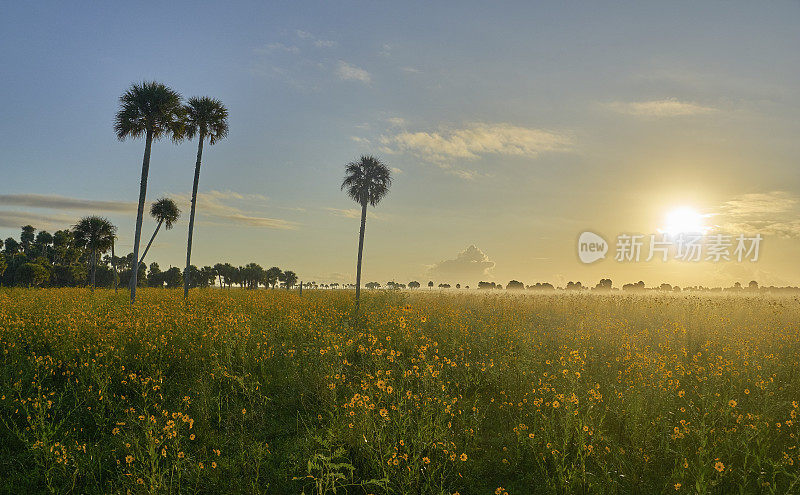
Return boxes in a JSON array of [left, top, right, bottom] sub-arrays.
[[266, 266, 282, 289], [506, 280, 524, 290], [280, 270, 298, 289], [72, 216, 116, 292], [163, 267, 183, 288], [20, 225, 35, 254], [139, 198, 181, 266], [408, 281, 420, 289], [183, 96, 229, 299], [341, 155, 392, 316], [115, 81, 185, 303], [594, 278, 613, 291]]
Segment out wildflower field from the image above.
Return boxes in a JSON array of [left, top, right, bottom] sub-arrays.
[[1, 289, 799, 494]]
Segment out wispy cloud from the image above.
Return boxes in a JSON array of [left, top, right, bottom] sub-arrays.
[[714, 191, 800, 238], [296, 30, 336, 48], [169, 190, 298, 230], [0, 193, 135, 212], [719, 191, 797, 216], [336, 61, 371, 83], [380, 122, 574, 162], [606, 98, 716, 117], [325, 207, 382, 220], [217, 214, 298, 229], [0, 210, 75, 229], [254, 43, 300, 54], [448, 169, 490, 181]]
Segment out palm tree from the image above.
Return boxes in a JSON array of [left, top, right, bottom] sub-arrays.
[[138, 198, 181, 267], [115, 81, 184, 303], [341, 155, 392, 316], [182, 96, 229, 299], [73, 216, 116, 292]]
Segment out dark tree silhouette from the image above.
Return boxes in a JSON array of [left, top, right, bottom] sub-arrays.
[[183, 96, 229, 299], [73, 216, 116, 292], [341, 155, 392, 316], [115, 81, 185, 303], [138, 198, 180, 269]]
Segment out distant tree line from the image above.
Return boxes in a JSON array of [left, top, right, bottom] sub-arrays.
[[0, 224, 299, 290]]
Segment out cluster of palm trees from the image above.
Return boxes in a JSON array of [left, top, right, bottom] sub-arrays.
[[115, 81, 228, 303], [111, 81, 394, 312]]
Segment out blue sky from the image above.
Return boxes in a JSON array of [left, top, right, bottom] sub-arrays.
[[2, 1, 800, 287]]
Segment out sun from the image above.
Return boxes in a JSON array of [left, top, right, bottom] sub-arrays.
[[658, 207, 710, 236]]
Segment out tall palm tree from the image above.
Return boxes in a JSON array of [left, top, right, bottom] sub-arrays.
[[73, 216, 116, 292], [341, 155, 392, 316], [182, 96, 229, 299], [114, 81, 184, 303], [138, 198, 181, 267]]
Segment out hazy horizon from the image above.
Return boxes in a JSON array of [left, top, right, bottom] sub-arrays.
[[2, 1, 799, 287]]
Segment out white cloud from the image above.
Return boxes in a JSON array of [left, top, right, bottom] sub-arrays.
[[427, 245, 496, 283], [336, 61, 371, 83], [381, 122, 574, 162], [606, 98, 716, 117]]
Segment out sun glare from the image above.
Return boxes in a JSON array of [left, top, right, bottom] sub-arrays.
[[658, 207, 709, 236]]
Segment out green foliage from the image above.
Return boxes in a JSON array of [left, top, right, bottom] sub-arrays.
[[16, 263, 49, 286]]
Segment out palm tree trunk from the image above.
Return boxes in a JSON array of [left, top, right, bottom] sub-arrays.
[[138, 220, 163, 266], [354, 201, 367, 316], [130, 129, 153, 303], [112, 237, 118, 293], [184, 132, 205, 299], [90, 246, 96, 292]]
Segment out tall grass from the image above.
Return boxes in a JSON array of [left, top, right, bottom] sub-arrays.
[[1, 288, 799, 494]]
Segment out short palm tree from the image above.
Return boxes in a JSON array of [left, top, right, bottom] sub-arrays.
[[138, 198, 181, 267], [182, 96, 229, 299], [114, 81, 184, 302], [73, 216, 116, 292], [341, 155, 392, 316]]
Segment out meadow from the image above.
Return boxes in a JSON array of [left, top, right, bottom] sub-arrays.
[[1, 288, 799, 494]]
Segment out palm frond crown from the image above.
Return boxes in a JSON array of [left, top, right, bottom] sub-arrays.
[[184, 97, 229, 144], [114, 81, 185, 142], [150, 198, 181, 229], [341, 155, 393, 207], [72, 216, 117, 253]]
